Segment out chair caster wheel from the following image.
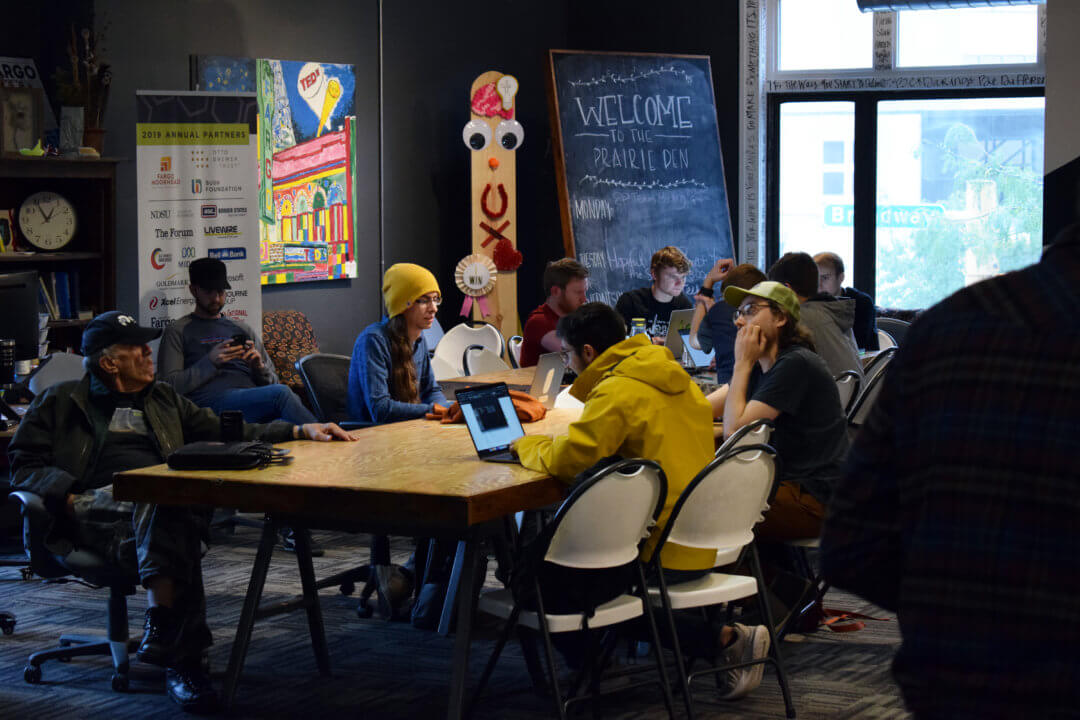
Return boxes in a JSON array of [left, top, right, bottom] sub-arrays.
[[0, 613, 14, 635], [356, 599, 374, 619], [24, 665, 42, 684], [111, 672, 129, 692], [340, 581, 355, 596], [20, 567, 34, 581]]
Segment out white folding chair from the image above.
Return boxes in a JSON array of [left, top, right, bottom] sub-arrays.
[[714, 418, 773, 458], [507, 335, 523, 368], [834, 370, 861, 416], [27, 352, 86, 395], [876, 328, 897, 349], [462, 345, 511, 376], [471, 459, 676, 720], [431, 321, 505, 380], [646, 445, 796, 719]]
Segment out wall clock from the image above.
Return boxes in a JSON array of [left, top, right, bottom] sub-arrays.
[[18, 191, 77, 251]]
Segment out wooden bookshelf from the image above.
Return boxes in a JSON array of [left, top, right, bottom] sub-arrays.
[[0, 157, 118, 353]]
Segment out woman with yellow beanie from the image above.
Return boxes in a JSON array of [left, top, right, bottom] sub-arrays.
[[347, 262, 448, 424], [346, 263, 448, 620]]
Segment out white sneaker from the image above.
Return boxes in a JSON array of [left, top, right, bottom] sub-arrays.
[[716, 623, 770, 700]]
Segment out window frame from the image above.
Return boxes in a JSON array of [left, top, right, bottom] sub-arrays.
[[765, 85, 1046, 302]]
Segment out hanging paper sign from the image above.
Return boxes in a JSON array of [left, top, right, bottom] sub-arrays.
[[455, 253, 496, 317]]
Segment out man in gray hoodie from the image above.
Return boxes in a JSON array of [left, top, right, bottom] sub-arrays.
[[768, 252, 863, 381]]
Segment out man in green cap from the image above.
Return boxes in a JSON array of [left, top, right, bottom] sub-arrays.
[[706, 281, 849, 541]]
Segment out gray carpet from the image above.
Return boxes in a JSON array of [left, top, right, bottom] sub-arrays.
[[0, 528, 910, 719]]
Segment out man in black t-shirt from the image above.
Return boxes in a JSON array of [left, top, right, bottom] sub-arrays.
[[614, 245, 693, 343], [705, 281, 849, 541]]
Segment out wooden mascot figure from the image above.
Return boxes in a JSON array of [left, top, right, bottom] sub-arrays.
[[460, 70, 524, 343]]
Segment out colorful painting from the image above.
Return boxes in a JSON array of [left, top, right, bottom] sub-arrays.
[[255, 58, 358, 285], [261, 120, 355, 284], [190, 55, 257, 93]]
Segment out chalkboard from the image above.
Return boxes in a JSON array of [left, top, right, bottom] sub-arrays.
[[547, 50, 735, 307]]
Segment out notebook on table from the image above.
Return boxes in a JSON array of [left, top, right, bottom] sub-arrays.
[[455, 382, 525, 463]]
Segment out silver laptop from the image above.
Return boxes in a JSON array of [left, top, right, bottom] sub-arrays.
[[455, 382, 525, 463], [528, 352, 565, 409], [678, 328, 715, 369], [664, 309, 695, 362]]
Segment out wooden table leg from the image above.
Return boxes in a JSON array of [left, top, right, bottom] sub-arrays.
[[292, 525, 331, 676], [222, 517, 278, 709], [446, 536, 480, 720]]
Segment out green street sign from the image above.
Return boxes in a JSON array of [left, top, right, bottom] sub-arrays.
[[825, 204, 945, 228]]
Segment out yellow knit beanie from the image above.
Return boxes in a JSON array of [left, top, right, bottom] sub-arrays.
[[382, 263, 440, 317]]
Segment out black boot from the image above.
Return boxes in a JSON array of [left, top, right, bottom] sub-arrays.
[[137, 606, 186, 668], [166, 658, 220, 714]]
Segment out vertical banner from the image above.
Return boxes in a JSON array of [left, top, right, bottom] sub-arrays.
[[135, 91, 261, 334]]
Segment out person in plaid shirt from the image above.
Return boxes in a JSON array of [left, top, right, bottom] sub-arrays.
[[821, 226, 1080, 719]]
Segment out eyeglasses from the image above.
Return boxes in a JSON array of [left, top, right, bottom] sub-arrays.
[[732, 302, 769, 323], [414, 295, 442, 308], [558, 350, 573, 367]]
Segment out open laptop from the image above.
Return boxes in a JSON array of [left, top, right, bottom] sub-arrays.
[[678, 327, 715, 370], [455, 382, 525, 463], [664, 309, 695, 364], [528, 352, 566, 409]]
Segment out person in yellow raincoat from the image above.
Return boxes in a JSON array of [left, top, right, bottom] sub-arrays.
[[512, 302, 771, 699]]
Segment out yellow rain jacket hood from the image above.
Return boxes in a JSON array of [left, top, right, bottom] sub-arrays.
[[515, 334, 717, 570]]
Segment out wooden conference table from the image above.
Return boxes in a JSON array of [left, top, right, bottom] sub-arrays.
[[113, 402, 579, 719]]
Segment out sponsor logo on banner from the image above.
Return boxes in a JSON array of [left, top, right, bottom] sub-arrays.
[[155, 275, 188, 289], [191, 179, 203, 194], [199, 204, 249, 218], [150, 209, 171, 220], [150, 248, 172, 270], [208, 247, 247, 261], [154, 227, 194, 240], [150, 316, 176, 330], [160, 156, 172, 171], [226, 272, 246, 283], [152, 167, 180, 187], [152, 207, 193, 220], [149, 296, 195, 311], [204, 224, 240, 237]]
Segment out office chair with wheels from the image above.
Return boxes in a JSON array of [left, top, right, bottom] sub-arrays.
[[294, 353, 383, 611], [9, 491, 140, 691]]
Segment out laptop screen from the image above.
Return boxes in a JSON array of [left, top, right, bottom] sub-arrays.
[[679, 329, 714, 368], [456, 383, 525, 453]]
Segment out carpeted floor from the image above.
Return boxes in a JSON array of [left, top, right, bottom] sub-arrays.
[[0, 527, 910, 719]]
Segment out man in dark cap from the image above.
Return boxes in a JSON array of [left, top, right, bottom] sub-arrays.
[[9, 312, 353, 712], [157, 257, 316, 426]]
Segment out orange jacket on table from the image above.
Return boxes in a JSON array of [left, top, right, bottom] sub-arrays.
[[426, 389, 546, 424], [514, 335, 716, 571]]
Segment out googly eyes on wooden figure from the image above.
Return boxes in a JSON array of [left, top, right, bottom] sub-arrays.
[[495, 120, 524, 151], [462, 120, 492, 151]]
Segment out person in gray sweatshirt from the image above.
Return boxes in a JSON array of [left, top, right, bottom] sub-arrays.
[[768, 252, 863, 381]]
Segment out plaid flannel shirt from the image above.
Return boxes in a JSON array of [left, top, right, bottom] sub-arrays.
[[822, 231, 1080, 719]]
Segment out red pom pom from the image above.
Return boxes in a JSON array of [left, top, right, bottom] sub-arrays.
[[492, 239, 523, 271]]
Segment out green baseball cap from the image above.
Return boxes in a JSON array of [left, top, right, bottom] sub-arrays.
[[723, 281, 801, 323]]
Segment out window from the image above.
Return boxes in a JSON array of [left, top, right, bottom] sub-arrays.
[[763, 2, 1044, 310], [778, 0, 873, 72], [875, 97, 1044, 309], [777, 101, 855, 279], [897, 6, 1039, 68]]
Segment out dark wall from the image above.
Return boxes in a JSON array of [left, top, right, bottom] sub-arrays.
[[566, 1, 742, 253], [97, 0, 380, 355], [381, 1, 569, 330]]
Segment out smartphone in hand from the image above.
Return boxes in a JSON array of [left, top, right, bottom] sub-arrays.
[[220, 410, 244, 442], [231, 333, 248, 347]]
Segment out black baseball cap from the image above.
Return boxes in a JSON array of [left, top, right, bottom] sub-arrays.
[[81, 311, 162, 355], [189, 257, 231, 291]]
